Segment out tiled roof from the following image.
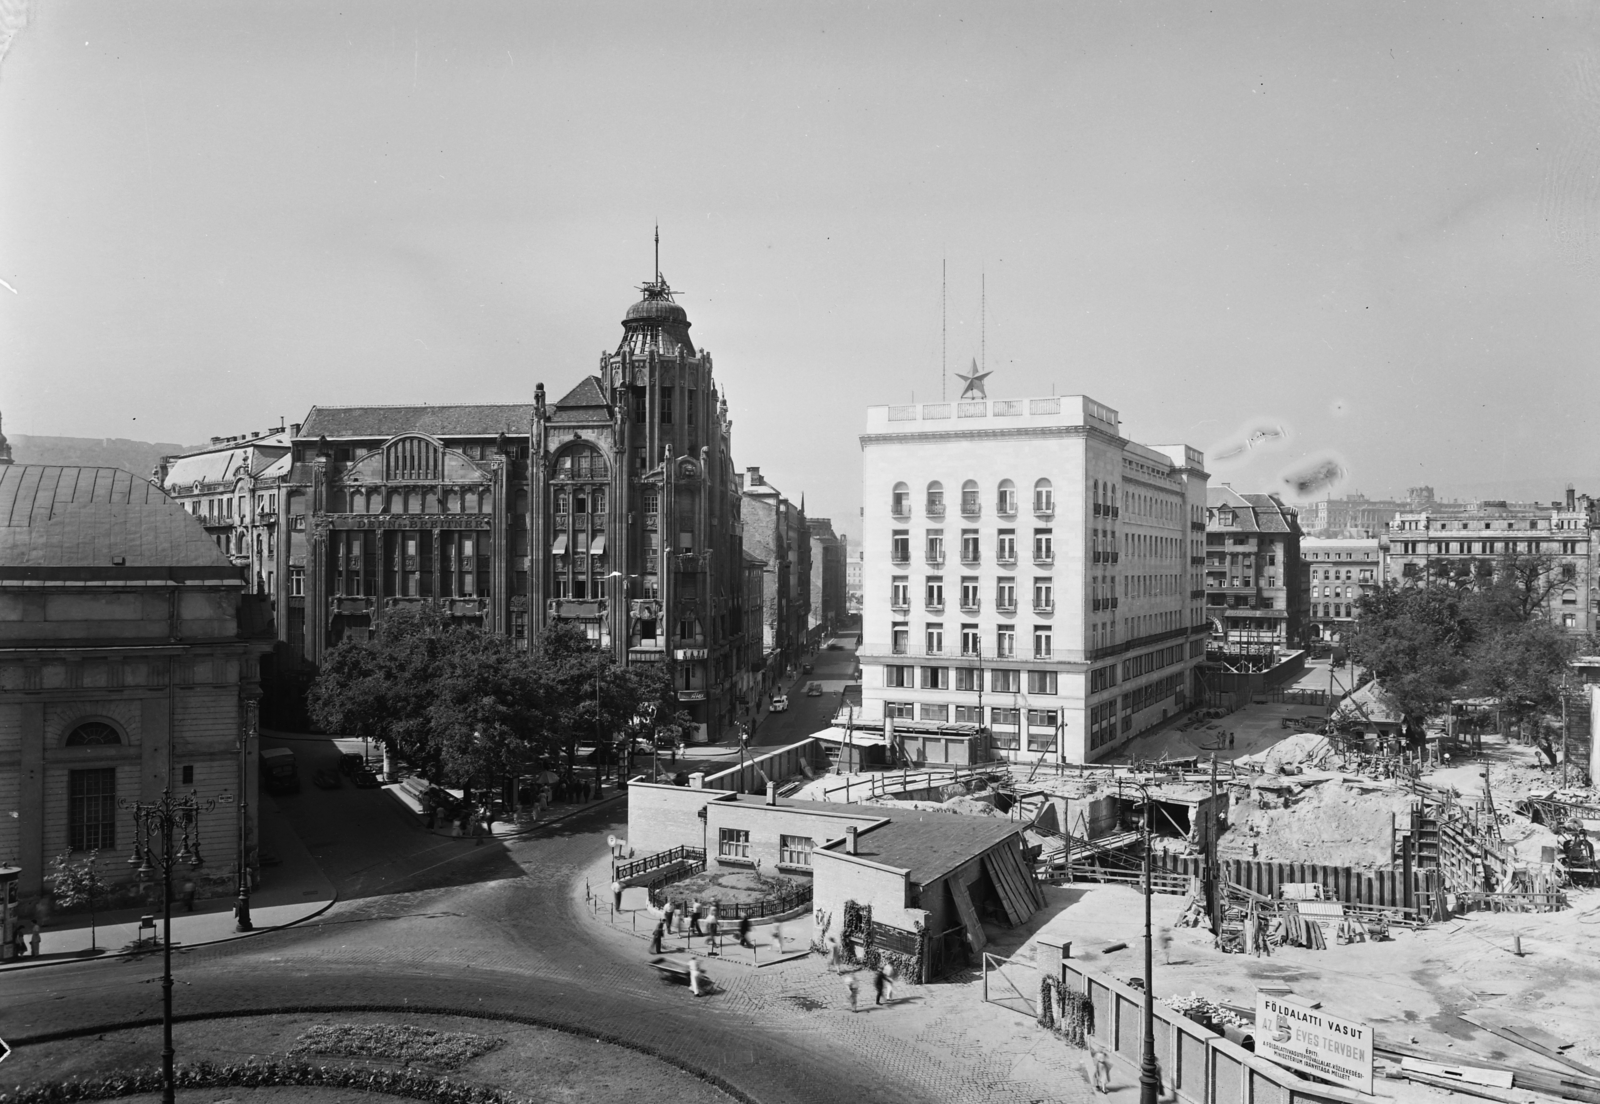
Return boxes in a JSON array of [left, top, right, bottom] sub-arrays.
[[298, 404, 535, 440], [1208, 488, 1298, 534], [0, 465, 233, 570], [549, 377, 611, 424], [845, 813, 1025, 886]]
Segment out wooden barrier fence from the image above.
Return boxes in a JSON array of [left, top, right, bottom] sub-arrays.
[[1150, 852, 1441, 914]]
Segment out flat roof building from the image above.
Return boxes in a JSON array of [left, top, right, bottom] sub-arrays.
[[857, 394, 1210, 764]]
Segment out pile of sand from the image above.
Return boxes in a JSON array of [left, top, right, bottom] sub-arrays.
[[869, 794, 1002, 817], [1219, 779, 1415, 868], [1235, 732, 1336, 773]]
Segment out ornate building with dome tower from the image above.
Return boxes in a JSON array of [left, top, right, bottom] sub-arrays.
[[270, 265, 750, 744], [530, 267, 747, 743]]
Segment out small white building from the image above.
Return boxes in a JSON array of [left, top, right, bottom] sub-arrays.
[[857, 394, 1210, 764]]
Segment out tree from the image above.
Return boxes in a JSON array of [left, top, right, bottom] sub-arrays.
[[426, 628, 548, 786], [46, 849, 110, 951], [1346, 583, 1474, 726], [1466, 619, 1572, 725]]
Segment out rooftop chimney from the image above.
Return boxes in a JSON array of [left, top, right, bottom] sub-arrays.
[[746, 466, 763, 486], [1568, 485, 1577, 511], [845, 825, 858, 855], [291, 423, 302, 438], [766, 780, 777, 806]]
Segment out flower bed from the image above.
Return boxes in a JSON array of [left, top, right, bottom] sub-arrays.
[[0, 1059, 522, 1103], [649, 869, 811, 920], [288, 1023, 502, 1070]]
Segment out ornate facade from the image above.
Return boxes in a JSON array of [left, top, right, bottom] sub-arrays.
[[530, 273, 747, 742], [275, 272, 749, 743]]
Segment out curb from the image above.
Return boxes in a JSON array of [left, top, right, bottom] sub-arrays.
[[5, 1001, 760, 1104], [0, 889, 341, 976]]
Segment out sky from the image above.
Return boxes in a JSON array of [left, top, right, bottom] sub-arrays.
[[4, 1, 1600, 543]]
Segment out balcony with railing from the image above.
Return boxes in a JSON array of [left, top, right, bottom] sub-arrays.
[[890, 598, 910, 612], [960, 549, 981, 566], [1033, 600, 1055, 613], [1033, 550, 1055, 566], [924, 644, 945, 657], [926, 552, 946, 566], [891, 504, 911, 520], [925, 601, 945, 613], [891, 547, 911, 564], [926, 502, 946, 519], [960, 495, 981, 518], [996, 598, 1017, 613], [960, 599, 981, 613], [996, 548, 1017, 566]]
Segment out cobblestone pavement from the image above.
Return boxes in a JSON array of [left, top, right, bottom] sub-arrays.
[[3, 798, 1091, 1104]]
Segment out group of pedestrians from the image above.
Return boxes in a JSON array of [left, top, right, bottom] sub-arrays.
[[841, 960, 897, 1011]]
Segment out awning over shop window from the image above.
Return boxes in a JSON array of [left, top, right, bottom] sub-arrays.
[[551, 534, 568, 555], [590, 533, 607, 555]]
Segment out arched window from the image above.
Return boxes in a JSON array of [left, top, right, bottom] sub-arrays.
[[926, 481, 945, 516], [960, 480, 980, 515], [891, 482, 910, 516], [996, 479, 1017, 515], [384, 435, 443, 482], [1563, 588, 1578, 606], [65, 721, 122, 747], [555, 443, 607, 481], [1033, 478, 1054, 514]]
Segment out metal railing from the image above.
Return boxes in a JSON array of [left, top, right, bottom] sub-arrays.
[[616, 845, 706, 883], [650, 877, 813, 921]]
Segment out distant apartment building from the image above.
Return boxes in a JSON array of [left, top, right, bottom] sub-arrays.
[[1301, 536, 1384, 643], [740, 466, 810, 686], [1387, 487, 1598, 634], [858, 394, 1210, 764], [157, 429, 291, 597], [1301, 492, 1406, 537], [807, 517, 847, 637], [846, 549, 864, 614], [1204, 488, 1305, 652]]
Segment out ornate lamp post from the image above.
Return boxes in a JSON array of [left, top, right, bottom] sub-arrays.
[[1124, 779, 1160, 1104], [234, 699, 257, 932], [121, 787, 231, 1104]]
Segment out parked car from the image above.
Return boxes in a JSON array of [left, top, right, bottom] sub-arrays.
[[312, 768, 343, 790], [337, 753, 366, 777], [805, 681, 823, 697], [260, 747, 299, 795], [770, 695, 789, 713], [801, 662, 813, 674], [826, 641, 844, 650], [352, 768, 382, 789]]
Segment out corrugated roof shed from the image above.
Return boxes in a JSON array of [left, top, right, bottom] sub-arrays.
[[0, 466, 232, 569], [297, 404, 536, 440]]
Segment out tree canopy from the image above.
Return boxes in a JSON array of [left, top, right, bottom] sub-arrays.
[[309, 609, 672, 786], [1348, 552, 1577, 727]]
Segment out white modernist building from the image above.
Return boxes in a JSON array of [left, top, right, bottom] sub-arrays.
[[858, 394, 1210, 764]]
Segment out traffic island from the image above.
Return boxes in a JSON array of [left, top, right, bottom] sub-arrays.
[[3, 1010, 740, 1104]]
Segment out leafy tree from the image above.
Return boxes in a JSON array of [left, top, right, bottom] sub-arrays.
[[1346, 583, 1473, 726], [1465, 619, 1572, 723], [46, 850, 109, 950], [426, 628, 547, 785]]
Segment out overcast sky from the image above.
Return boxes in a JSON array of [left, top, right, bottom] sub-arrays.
[[4, 1, 1599, 541]]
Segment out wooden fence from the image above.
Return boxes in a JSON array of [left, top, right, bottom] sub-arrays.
[[1150, 852, 1441, 914], [818, 762, 1006, 803]]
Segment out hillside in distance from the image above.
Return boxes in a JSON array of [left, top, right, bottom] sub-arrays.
[[10, 434, 202, 478]]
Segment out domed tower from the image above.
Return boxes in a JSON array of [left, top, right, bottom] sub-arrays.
[[530, 239, 745, 743]]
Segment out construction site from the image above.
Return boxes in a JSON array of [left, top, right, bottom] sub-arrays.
[[784, 666, 1600, 1104]]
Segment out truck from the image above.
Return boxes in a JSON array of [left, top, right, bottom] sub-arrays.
[[260, 747, 299, 794]]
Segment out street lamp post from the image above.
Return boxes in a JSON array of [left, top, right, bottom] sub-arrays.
[[234, 698, 257, 932], [121, 787, 231, 1104], [1123, 778, 1160, 1104]]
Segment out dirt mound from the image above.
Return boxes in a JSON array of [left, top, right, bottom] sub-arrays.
[[1219, 779, 1414, 868], [1236, 732, 1335, 772]]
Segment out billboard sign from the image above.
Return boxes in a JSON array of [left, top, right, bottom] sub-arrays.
[[1255, 994, 1374, 1096]]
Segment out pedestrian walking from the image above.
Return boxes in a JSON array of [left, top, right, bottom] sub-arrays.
[[650, 921, 664, 955], [1085, 1038, 1113, 1093], [663, 899, 676, 934], [611, 879, 623, 911], [873, 966, 887, 1005], [706, 906, 720, 953], [772, 922, 786, 954], [688, 958, 708, 997], [688, 899, 703, 938], [737, 916, 753, 949], [29, 920, 42, 958], [11, 925, 23, 961], [882, 959, 897, 1002], [843, 972, 859, 1012]]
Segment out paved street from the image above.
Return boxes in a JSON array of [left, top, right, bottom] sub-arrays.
[[748, 636, 858, 749], [2, 773, 1089, 1104]]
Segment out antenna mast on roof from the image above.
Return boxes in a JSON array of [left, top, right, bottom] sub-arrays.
[[981, 269, 986, 373], [941, 258, 947, 402], [654, 224, 661, 284]]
